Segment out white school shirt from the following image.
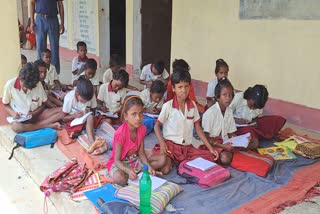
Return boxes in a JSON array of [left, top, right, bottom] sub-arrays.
[[71, 56, 87, 84], [140, 64, 169, 82], [202, 102, 237, 141], [2, 77, 48, 114], [63, 89, 97, 114], [78, 73, 99, 86], [44, 64, 59, 88], [157, 97, 200, 145], [139, 88, 164, 109], [229, 92, 263, 122], [103, 68, 113, 84], [97, 81, 127, 113], [206, 77, 218, 98]]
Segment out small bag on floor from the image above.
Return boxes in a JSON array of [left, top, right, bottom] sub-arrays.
[[9, 128, 57, 160], [178, 160, 230, 188], [293, 142, 320, 159]]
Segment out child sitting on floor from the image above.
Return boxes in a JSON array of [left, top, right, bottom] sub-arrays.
[[229, 85, 286, 149], [206, 59, 229, 108], [140, 60, 169, 88], [34, 60, 63, 107], [71, 41, 88, 84], [103, 54, 122, 84], [106, 96, 166, 186], [97, 69, 129, 124], [154, 69, 220, 175], [2, 63, 63, 133], [63, 76, 105, 151], [41, 49, 63, 90]]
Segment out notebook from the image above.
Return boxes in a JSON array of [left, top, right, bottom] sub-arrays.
[[96, 110, 119, 119], [6, 114, 32, 123], [223, 133, 251, 148], [143, 113, 159, 118], [235, 122, 256, 127], [70, 112, 93, 127], [128, 173, 167, 191], [186, 157, 217, 171]]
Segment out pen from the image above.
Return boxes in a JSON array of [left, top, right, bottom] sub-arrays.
[[72, 107, 81, 112]]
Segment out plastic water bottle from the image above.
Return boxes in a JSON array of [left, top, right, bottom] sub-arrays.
[[140, 164, 152, 214]]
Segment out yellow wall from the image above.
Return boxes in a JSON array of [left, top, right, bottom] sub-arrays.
[[171, 0, 320, 109], [0, 1, 20, 96], [126, 0, 133, 65]]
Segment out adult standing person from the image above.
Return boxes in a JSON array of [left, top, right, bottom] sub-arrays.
[[30, 0, 64, 74]]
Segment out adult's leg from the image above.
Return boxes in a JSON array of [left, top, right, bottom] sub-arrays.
[[35, 15, 48, 60], [48, 17, 60, 74]]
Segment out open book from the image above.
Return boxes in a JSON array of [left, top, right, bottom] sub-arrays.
[[143, 113, 159, 118], [128, 173, 167, 191], [6, 114, 32, 123], [70, 112, 93, 127], [186, 157, 217, 171], [223, 133, 251, 148], [235, 122, 256, 127], [96, 110, 119, 119]]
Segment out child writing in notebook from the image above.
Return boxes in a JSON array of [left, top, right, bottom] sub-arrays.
[[41, 49, 63, 90], [229, 85, 286, 148], [97, 69, 129, 124], [206, 59, 229, 108], [154, 69, 220, 175], [140, 60, 169, 88], [71, 41, 88, 84], [106, 96, 166, 186]]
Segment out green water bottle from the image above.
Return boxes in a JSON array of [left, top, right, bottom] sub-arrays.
[[140, 164, 152, 214]]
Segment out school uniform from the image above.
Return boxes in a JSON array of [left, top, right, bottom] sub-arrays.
[[140, 64, 169, 88], [202, 103, 237, 141], [206, 77, 218, 99], [2, 77, 47, 115], [44, 64, 59, 89], [230, 92, 286, 140], [78, 73, 99, 86], [71, 56, 88, 84], [154, 97, 218, 164], [63, 89, 97, 114], [97, 81, 127, 113], [103, 68, 113, 84], [139, 88, 164, 109]]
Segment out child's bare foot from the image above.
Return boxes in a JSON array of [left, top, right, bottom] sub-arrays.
[[88, 138, 106, 154], [50, 122, 63, 130]]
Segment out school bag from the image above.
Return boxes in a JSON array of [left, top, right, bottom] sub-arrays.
[[8, 128, 57, 160], [177, 160, 230, 188]]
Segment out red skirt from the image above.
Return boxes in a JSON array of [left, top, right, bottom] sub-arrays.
[[236, 115, 286, 140], [153, 140, 222, 165], [65, 115, 104, 138]]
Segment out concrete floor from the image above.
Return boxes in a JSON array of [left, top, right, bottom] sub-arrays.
[[0, 49, 318, 213]]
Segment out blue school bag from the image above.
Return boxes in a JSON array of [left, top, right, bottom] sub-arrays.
[[8, 128, 58, 160], [142, 115, 156, 135]]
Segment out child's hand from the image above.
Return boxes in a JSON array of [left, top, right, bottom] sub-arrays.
[[129, 169, 138, 180], [74, 112, 84, 118], [237, 119, 249, 124], [160, 142, 168, 155], [210, 149, 219, 161], [114, 110, 121, 116], [100, 106, 109, 113], [222, 143, 234, 152], [72, 69, 78, 75], [13, 112, 22, 119], [148, 166, 156, 176]]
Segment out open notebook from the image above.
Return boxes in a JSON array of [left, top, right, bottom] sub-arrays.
[[70, 112, 93, 127], [186, 157, 217, 171], [223, 133, 251, 148], [128, 173, 167, 191], [235, 122, 256, 127], [96, 110, 119, 118], [6, 114, 32, 123]]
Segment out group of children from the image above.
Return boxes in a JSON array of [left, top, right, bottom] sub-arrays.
[[4, 42, 285, 186]]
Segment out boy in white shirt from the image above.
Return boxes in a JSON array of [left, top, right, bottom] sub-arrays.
[[2, 63, 64, 133], [140, 80, 166, 114], [71, 41, 88, 84], [41, 49, 63, 90], [103, 54, 122, 84], [140, 60, 169, 88]]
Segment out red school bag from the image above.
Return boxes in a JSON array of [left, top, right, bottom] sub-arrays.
[[230, 150, 275, 177], [178, 160, 230, 188]]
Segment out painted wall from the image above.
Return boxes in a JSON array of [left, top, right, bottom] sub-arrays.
[[171, 0, 320, 109], [0, 1, 20, 96]]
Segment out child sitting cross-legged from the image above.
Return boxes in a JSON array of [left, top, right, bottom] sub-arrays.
[[41, 49, 64, 90], [153, 69, 220, 175], [71, 41, 88, 84], [106, 96, 166, 186]]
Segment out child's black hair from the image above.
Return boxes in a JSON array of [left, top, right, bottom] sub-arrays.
[[76, 75, 94, 101], [243, 85, 269, 109], [76, 41, 87, 51], [214, 77, 234, 99], [172, 59, 190, 72], [154, 60, 165, 75], [41, 48, 51, 57], [84, 58, 97, 71], [122, 95, 144, 114], [171, 68, 191, 86], [150, 80, 166, 95], [215, 59, 229, 74], [109, 54, 123, 67], [33, 59, 47, 71], [112, 69, 129, 87], [21, 54, 27, 62], [18, 62, 40, 90]]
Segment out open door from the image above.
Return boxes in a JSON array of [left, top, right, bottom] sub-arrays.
[[141, 0, 172, 72]]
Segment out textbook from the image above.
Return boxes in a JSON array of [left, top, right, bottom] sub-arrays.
[[6, 114, 32, 123], [186, 157, 217, 171], [143, 113, 159, 118], [257, 146, 297, 160], [223, 133, 251, 148], [128, 173, 167, 191], [96, 110, 119, 119], [70, 112, 93, 127]]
